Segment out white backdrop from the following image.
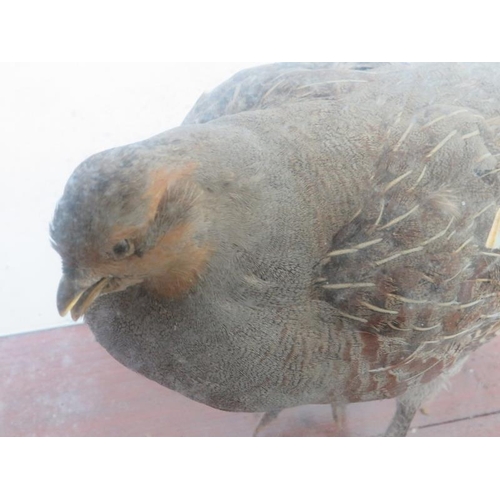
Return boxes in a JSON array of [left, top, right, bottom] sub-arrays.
[[0, 63, 265, 336]]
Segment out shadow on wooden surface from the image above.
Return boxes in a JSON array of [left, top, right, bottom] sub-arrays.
[[1, 325, 499, 437]]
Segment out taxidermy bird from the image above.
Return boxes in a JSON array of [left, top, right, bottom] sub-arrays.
[[51, 63, 500, 436]]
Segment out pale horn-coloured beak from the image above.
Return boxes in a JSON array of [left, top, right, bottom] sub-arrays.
[[57, 276, 109, 321]]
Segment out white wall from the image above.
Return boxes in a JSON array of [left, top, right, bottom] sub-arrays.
[[0, 63, 265, 336]]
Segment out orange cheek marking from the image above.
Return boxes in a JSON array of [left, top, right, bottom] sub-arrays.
[[99, 223, 212, 299], [105, 162, 199, 261], [146, 244, 212, 298], [142, 224, 213, 299]]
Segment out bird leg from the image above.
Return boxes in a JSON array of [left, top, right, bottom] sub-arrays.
[[331, 402, 347, 435], [254, 403, 348, 437], [385, 399, 420, 437], [384, 378, 445, 437], [253, 410, 282, 436]]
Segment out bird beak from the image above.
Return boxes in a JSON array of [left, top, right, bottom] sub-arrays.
[[57, 276, 109, 321]]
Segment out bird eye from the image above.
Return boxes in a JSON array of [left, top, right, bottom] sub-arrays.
[[112, 240, 133, 258]]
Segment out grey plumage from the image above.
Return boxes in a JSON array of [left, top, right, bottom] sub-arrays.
[[52, 63, 500, 436]]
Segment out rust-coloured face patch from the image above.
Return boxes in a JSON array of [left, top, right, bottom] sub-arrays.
[[143, 225, 213, 299], [94, 222, 213, 299], [86, 162, 209, 298]]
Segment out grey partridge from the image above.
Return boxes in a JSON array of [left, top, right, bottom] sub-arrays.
[[51, 63, 500, 436]]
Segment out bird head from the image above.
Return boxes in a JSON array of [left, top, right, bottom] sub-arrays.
[[51, 140, 211, 321]]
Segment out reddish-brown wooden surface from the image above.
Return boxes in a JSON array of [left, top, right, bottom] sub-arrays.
[[1, 324, 499, 436]]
